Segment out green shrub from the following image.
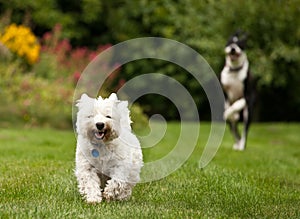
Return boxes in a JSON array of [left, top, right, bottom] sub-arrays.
[[0, 60, 148, 129], [0, 22, 148, 129], [104, 0, 300, 121], [0, 62, 73, 128]]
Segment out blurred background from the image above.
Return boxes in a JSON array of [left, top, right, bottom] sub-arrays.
[[0, 0, 299, 129]]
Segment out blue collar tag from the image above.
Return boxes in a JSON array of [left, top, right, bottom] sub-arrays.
[[91, 149, 100, 158]]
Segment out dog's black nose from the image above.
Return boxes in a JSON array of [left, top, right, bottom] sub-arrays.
[[230, 47, 236, 54], [96, 122, 105, 130]]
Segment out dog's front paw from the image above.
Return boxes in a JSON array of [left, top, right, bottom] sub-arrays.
[[103, 188, 116, 202], [103, 179, 132, 201], [224, 108, 233, 120], [233, 140, 245, 151], [224, 109, 240, 122], [103, 180, 120, 201], [85, 193, 103, 204], [86, 195, 103, 204], [233, 142, 241, 150]]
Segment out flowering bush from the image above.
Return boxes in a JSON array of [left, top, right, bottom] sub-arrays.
[[0, 24, 40, 65], [40, 24, 117, 84], [0, 23, 147, 129], [0, 61, 73, 128]]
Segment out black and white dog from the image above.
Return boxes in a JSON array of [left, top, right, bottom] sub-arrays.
[[220, 31, 255, 150]]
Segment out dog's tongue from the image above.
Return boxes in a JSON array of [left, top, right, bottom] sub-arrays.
[[95, 131, 105, 140]]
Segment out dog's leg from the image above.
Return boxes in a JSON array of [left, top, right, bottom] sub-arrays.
[[102, 165, 136, 201], [229, 121, 241, 141], [225, 100, 242, 149], [224, 98, 249, 150], [103, 178, 133, 201], [224, 101, 239, 123], [239, 105, 251, 150], [75, 151, 103, 203], [228, 121, 242, 150], [224, 98, 246, 121]]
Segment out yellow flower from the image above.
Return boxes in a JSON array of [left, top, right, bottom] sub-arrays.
[[0, 23, 40, 65]]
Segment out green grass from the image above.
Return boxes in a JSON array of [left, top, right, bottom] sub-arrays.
[[0, 123, 299, 218]]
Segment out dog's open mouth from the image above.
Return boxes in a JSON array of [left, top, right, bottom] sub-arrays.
[[229, 53, 240, 61], [94, 130, 107, 140]]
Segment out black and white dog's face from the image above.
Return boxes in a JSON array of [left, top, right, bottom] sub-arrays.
[[225, 31, 248, 65]]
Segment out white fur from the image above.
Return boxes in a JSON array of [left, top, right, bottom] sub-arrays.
[[224, 98, 246, 122], [221, 56, 248, 102], [233, 134, 247, 151], [75, 93, 143, 203]]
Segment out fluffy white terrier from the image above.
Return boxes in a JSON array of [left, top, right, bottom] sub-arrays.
[[75, 93, 143, 203]]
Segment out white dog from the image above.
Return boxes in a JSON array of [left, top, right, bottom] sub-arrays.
[[75, 93, 143, 203]]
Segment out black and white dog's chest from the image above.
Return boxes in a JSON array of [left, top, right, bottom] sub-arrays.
[[221, 61, 249, 103]]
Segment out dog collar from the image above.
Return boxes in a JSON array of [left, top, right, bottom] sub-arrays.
[[229, 64, 244, 72]]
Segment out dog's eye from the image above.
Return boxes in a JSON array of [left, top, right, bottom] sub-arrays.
[[106, 115, 111, 119], [87, 115, 93, 118]]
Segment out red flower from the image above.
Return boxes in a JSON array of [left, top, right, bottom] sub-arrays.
[[73, 71, 81, 83]]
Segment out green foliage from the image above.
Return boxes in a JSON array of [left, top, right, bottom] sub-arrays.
[[0, 0, 299, 120], [0, 62, 73, 128], [0, 0, 106, 45], [103, 0, 300, 120], [0, 23, 148, 129], [81, 0, 103, 23], [0, 123, 299, 217]]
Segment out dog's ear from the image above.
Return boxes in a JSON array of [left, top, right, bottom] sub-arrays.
[[236, 30, 248, 41], [229, 29, 248, 49], [76, 93, 94, 108], [76, 93, 89, 107], [118, 101, 132, 128], [108, 93, 118, 101], [231, 30, 248, 40], [80, 93, 89, 100]]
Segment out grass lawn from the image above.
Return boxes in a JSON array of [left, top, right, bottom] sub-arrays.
[[0, 123, 299, 218]]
